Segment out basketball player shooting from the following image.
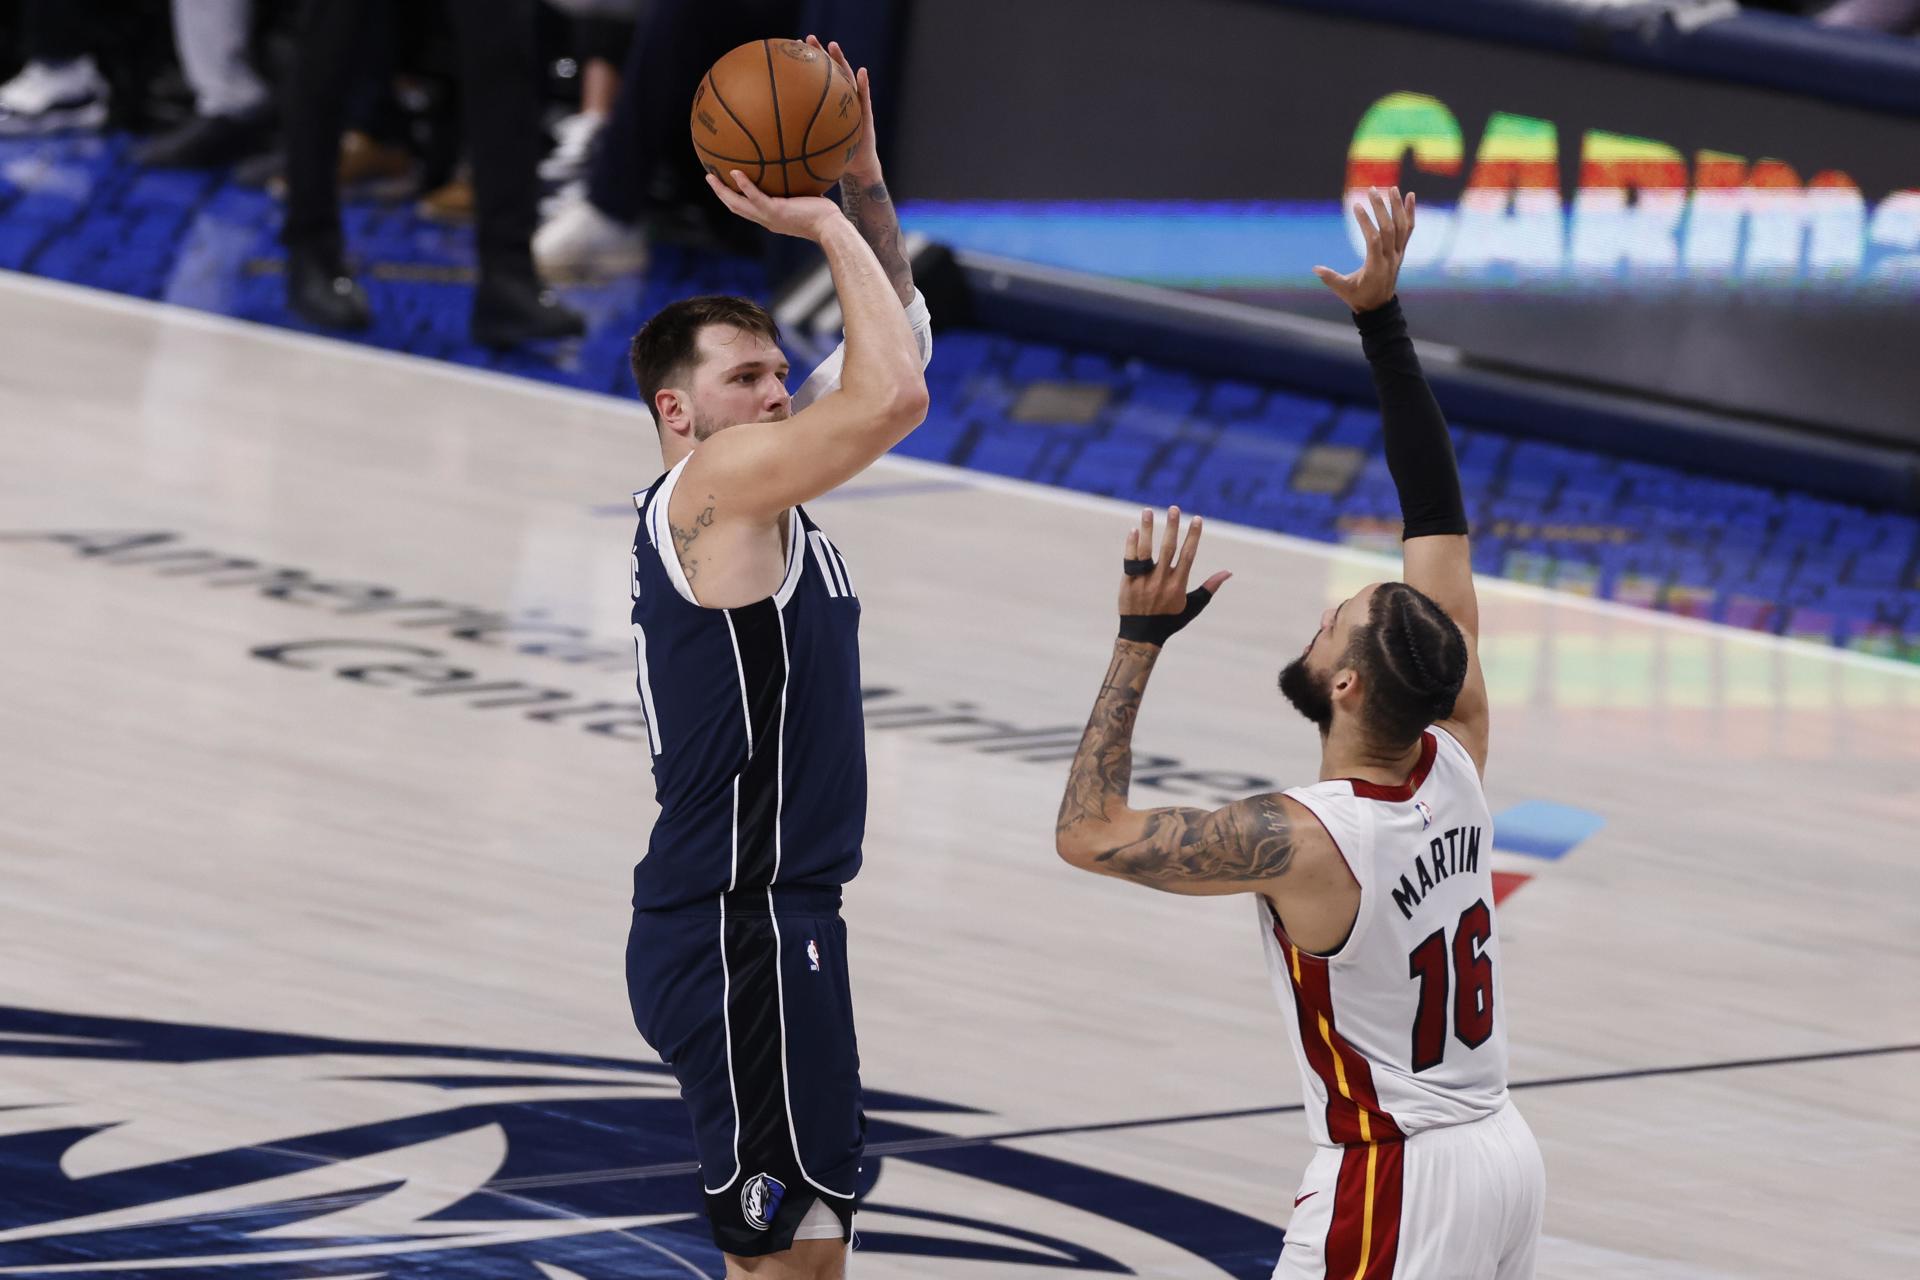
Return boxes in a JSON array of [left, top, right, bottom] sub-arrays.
[[623, 38, 928, 1277], [1054, 188, 1546, 1278]]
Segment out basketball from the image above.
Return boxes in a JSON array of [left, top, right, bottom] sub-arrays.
[[691, 39, 864, 199]]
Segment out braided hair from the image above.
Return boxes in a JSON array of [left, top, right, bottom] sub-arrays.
[[1345, 582, 1469, 748]]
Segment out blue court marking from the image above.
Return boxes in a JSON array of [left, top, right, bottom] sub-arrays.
[[0, 1005, 1283, 1279], [1491, 801, 1606, 861]]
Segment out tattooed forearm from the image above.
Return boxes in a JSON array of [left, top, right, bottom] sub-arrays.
[[1057, 640, 1160, 832], [1056, 640, 1297, 888], [670, 497, 716, 583], [840, 178, 915, 306], [1092, 795, 1297, 886]]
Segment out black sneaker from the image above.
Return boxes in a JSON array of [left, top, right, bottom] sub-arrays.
[[133, 107, 274, 169], [472, 266, 586, 348], [287, 247, 372, 332]]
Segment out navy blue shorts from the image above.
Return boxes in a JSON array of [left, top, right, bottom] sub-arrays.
[[625, 886, 862, 1256]]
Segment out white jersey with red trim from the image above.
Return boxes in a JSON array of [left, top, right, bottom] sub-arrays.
[[1258, 726, 1508, 1148]]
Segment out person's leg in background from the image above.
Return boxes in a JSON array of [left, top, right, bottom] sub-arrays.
[[336, 12, 417, 203], [535, 0, 798, 278], [409, 10, 474, 225], [758, 0, 905, 289], [446, 0, 585, 346], [0, 0, 108, 137], [136, 0, 275, 168], [281, 0, 377, 330], [541, 13, 633, 188], [533, 0, 659, 277]]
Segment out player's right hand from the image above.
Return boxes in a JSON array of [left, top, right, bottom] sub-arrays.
[[705, 169, 842, 242], [1117, 506, 1231, 648], [1313, 185, 1415, 314]]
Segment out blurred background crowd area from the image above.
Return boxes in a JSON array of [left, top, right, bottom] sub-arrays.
[[0, 0, 896, 346], [4, 0, 1920, 669]]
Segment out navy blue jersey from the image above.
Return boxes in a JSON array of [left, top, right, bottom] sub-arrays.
[[628, 457, 866, 911]]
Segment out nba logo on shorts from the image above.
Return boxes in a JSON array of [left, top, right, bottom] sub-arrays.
[[742, 1172, 785, 1231], [807, 939, 821, 971]]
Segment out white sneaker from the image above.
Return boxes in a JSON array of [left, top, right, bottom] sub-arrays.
[[539, 178, 587, 222], [533, 197, 648, 279], [0, 58, 109, 136], [539, 111, 606, 184]]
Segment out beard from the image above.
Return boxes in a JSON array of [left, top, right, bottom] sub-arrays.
[[1278, 654, 1334, 733], [690, 403, 789, 442]]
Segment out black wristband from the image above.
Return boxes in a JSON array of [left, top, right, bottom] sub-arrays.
[[1119, 586, 1217, 647]]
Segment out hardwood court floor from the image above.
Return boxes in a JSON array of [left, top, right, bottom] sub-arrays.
[[1, 272, 1916, 1279]]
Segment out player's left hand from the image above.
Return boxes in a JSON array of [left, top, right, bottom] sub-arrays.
[[805, 35, 879, 183], [1118, 506, 1230, 647], [1313, 185, 1415, 314]]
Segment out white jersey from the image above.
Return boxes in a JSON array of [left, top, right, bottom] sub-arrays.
[[1259, 726, 1508, 1148]]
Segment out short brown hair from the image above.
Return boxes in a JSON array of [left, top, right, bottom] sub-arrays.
[[629, 296, 782, 425]]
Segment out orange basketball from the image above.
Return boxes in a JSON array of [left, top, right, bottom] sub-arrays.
[[691, 39, 864, 199]]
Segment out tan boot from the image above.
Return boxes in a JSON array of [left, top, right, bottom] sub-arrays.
[[417, 169, 475, 225], [337, 131, 415, 199]]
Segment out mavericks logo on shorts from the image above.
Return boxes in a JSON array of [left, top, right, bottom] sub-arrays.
[[742, 1172, 786, 1231]]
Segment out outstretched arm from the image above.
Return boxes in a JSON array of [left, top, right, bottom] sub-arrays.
[[813, 36, 915, 307], [792, 38, 929, 414], [685, 176, 928, 521], [1316, 187, 1488, 774], [1056, 634, 1300, 894], [1053, 507, 1301, 896]]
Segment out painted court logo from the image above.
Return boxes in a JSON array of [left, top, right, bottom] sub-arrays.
[[741, 1173, 785, 1231], [0, 1005, 1284, 1277]]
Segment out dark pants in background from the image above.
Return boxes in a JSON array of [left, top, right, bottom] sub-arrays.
[[587, 0, 800, 224], [21, 0, 91, 63], [583, 0, 904, 288], [282, 0, 541, 275]]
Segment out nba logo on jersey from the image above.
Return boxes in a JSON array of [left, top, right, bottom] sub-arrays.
[[807, 939, 821, 971], [741, 1172, 785, 1231], [1416, 798, 1435, 829]]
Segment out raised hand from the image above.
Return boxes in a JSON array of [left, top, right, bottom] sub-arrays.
[[1313, 185, 1416, 314], [704, 168, 843, 241], [804, 34, 913, 306], [1118, 506, 1231, 647], [805, 35, 879, 181]]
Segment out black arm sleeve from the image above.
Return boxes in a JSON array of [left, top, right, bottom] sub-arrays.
[[1354, 296, 1470, 541]]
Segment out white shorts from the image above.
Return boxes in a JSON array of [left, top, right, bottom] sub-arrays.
[[1274, 1101, 1544, 1280]]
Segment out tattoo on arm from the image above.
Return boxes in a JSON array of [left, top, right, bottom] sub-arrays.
[[1092, 796, 1297, 886], [1056, 639, 1297, 886], [669, 497, 716, 583], [1057, 640, 1159, 831], [840, 178, 915, 305]]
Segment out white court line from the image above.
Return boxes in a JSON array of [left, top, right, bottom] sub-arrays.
[[7, 267, 1917, 683]]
